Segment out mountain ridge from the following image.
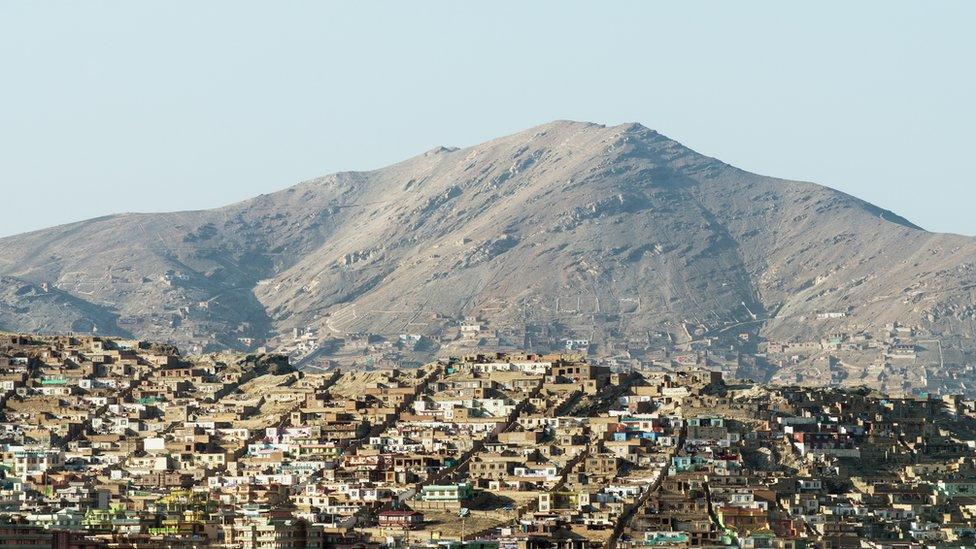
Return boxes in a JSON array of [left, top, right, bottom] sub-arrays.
[[1, 120, 974, 385]]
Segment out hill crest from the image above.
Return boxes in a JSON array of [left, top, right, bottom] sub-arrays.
[[1, 120, 973, 392]]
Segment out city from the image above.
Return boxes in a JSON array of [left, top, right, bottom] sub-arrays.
[[2, 334, 976, 547]]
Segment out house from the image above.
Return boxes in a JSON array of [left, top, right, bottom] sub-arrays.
[[377, 509, 424, 529], [417, 483, 474, 509]]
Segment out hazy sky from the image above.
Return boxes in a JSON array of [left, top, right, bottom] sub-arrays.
[[1, 2, 973, 237]]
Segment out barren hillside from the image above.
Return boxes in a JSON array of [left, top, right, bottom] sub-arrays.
[[1, 121, 974, 363]]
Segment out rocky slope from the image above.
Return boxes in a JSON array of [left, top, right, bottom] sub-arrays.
[[1, 120, 974, 356]]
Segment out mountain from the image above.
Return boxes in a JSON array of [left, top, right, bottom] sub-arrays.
[[1, 120, 975, 375]]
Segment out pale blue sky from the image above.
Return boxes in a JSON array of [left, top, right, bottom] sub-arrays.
[[1, 2, 973, 237]]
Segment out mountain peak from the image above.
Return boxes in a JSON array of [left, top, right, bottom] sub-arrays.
[[0, 121, 973, 394], [615, 121, 653, 133], [515, 119, 657, 138]]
